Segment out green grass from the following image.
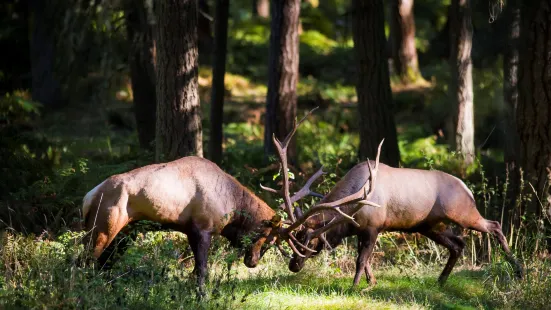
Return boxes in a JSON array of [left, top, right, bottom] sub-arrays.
[[0, 230, 526, 310]]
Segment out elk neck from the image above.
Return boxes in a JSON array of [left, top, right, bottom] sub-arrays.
[[221, 181, 275, 245], [234, 185, 275, 226]]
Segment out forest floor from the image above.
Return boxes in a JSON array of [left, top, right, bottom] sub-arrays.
[[1, 230, 522, 310]]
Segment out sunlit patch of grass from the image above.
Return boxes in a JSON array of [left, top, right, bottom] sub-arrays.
[[199, 67, 267, 101]]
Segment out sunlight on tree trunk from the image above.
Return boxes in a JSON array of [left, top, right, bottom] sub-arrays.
[[449, 0, 474, 166], [503, 0, 520, 167], [264, 0, 300, 164], [353, 0, 400, 167], [253, 0, 270, 18], [389, 0, 422, 84], [155, 0, 203, 161]]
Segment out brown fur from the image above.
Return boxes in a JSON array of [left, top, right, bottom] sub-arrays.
[[82, 156, 275, 288], [283, 161, 523, 286]]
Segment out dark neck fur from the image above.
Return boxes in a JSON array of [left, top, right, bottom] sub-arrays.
[[221, 185, 274, 247]]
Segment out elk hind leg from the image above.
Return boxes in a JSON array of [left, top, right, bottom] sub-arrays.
[[422, 229, 465, 286], [468, 218, 524, 279]]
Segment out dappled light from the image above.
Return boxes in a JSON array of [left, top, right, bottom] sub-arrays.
[[1, 0, 550, 308]]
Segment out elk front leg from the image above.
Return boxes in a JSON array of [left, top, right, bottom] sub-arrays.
[[187, 222, 212, 296], [353, 229, 378, 286]]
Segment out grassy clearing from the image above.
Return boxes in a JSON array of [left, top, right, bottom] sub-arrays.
[[2, 230, 537, 310]]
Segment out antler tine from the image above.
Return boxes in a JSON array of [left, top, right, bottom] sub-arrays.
[[288, 233, 317, 253], [284, 204, 361, 234], [287, 238, 307, 258], [277, 166, 326, 210], [271, 133, 296, 222], [260, 183, 279, 194], [374, 138, 384, 171], [319, 234, 333, 251], [269, 107, 321, 223], [281, 107, 319, 147], [275, 239, 291, 258]]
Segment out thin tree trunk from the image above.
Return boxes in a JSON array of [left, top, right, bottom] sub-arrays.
[[389, 0, 422, 84], [517, 0, 551, 229], [125, 0, 156, 150], [502, 0, 521, 231], [198, 0, 213, 58], [253, 0, 270, 18], [209, 0, 229, 165], [29, 0, 62, 107], [503, 0, 520, 166], [449, 0, 474, 166], [353, 0, 400, 167], [264, 0, 300, 163], [155, 0, 203, 161]]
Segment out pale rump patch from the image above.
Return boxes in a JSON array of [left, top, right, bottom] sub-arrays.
[[452, 175, 475, 201], [82, 181, 105, 219]]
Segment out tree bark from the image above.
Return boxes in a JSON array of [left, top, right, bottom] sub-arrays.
[[264, 0, 300, 163], [353, 0, 400, 167], [503, 0, 520, 167], [29, 0, 62, 107], [253, 0, 270, 18], [155, 0, 203, 161], [449, 0, 474, 166], [389, 0, 422, 84], [209, 0, 229, 165], [125, 0, 157, 150], [517, 0, 551, 224]]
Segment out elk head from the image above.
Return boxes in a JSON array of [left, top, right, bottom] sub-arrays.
[[244, 108, 383, 268]]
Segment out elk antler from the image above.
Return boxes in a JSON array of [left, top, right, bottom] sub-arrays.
[[308, 139, 384, 240], [260, 107, 326, 257], [283, 139, 385, 254]]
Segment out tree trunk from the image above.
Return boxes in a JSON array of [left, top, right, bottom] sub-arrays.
[[517, 0, 551, 226], [155, 0, 203, 161], [29, 0, 62, 107], [125, 0, 157, 150], [253, 0, 270, 18], [209, 0, 229, 165], [503, 0, 520, 167], [449, 0, 474, 166], [264, 0, 300, 163], [353, 0, 400, 167], [198, 0, 213, 59], [389, 0, 422, 84]]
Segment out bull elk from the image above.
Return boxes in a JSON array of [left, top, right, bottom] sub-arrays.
[[247, 114, 524, 287], [81, 150, 321, 291]]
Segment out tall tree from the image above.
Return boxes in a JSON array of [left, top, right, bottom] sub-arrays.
[[516, 0, 551, 224], [352, 0, 400, 166], [389, 0, 422, 84], [264, 0, 300, 163], [29, 0, 62, 107], [155, 0, 203, 161], [124, 0, 156, 150], [503, 0, 520, 169], [449, 0, 474, 166], [253, 0, 270, 18], [209, 0, 229, 164]]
